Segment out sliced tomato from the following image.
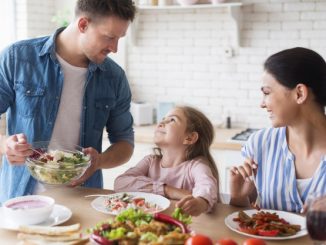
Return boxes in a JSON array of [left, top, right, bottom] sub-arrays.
[[238, 227, 258, 235], [185, 234, 214, 245], [133, 198, 145, 206], [257, 229, 279, 237]]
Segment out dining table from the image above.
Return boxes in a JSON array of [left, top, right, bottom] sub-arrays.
[[0, 186, 313, 244]]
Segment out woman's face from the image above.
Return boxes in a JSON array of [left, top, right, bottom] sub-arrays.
[[154, 108, 189, 147], [260, 71, 298, 127]]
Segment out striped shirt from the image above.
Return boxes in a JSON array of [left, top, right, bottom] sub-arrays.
[[242, 127, 326, 213]]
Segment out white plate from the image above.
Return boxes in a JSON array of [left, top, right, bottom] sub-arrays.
[[91, 192, 170, 215], [225, 209, 308, 240], [0, 204, 72, 231]]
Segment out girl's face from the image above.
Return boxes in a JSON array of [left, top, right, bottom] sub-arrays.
[[260, 71, 298, 127], [154, 108, 190, 147]]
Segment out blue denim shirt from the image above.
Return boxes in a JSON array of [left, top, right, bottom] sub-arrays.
[[0, 28, 134, 204]]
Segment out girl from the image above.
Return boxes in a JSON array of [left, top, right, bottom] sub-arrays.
[[114, 106, 219, 216], [230, 47, 326, 212]]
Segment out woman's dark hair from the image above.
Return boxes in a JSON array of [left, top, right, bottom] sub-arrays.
[[75, 0, 136, 22], [264, 47, 326, 107]]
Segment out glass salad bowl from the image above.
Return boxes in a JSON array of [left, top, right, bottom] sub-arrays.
[[26, 141, 91, 185]]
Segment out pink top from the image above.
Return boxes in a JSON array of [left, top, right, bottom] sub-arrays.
[[114, 155, 218, 212]]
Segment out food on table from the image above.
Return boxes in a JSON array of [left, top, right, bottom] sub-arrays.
[[216, 238, 238, 245], [17, 223, 88, 243], [103, 193, 163, 214], [185, 234, 214, 245], [172, 207, 192, 225], [233, 210, 301, 237], [242, 238, 266, 245], [26, 149, 90, 185], [87, 208, 191, 244]]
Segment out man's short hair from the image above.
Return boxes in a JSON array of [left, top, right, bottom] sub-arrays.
[[75, 0, 136, 22]]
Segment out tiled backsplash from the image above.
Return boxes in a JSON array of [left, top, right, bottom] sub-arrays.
[[14, 0, 326, 128]]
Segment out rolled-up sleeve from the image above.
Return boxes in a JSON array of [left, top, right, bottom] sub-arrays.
[[106, 70, 134, 146]]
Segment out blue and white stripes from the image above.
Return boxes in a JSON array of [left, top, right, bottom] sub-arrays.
[[242, 127, 326, 213]]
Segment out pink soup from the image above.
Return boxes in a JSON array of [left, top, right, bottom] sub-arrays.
[[7, 200, 49, 209]]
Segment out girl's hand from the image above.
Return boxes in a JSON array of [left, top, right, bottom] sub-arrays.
[[70, 147, 101, 187], [1, 134, 32, 165], [176, 195, 208, 216], [229, 158, 257, 206]]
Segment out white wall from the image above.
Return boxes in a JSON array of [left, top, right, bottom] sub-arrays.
[[15, 0, 326, 128], [126, 0, 326, 128]]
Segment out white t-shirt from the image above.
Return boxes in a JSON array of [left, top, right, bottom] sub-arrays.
[[33, 54, 87, 194], [49, 54, 87, 149]]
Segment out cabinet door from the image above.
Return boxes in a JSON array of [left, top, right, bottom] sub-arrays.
[[212, 149, 243, 194]]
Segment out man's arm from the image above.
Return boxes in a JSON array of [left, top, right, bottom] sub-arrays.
[[98, 141, 133, 168]]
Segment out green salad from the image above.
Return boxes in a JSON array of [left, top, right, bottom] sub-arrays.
[[27, 150, 90, 185]]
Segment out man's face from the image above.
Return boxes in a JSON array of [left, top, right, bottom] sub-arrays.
[[79, 15, 130, 64]]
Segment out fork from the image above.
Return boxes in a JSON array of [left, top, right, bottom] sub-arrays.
[[250, 173, 261, 210]]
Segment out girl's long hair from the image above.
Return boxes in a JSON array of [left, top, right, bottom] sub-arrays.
[[154, 105, 219, 196]]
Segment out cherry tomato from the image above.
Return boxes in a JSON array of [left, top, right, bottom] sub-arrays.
[[216, 238, 238, 245], [185, 234, 214, 245], [242, 238, 266, 245]]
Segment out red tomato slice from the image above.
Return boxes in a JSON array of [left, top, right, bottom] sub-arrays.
[[257, 229, 279, 237]]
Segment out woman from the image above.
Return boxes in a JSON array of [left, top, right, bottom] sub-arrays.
[[230, 47, 326, 212]]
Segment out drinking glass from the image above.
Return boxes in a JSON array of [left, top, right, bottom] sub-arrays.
[[306, 194, 326, 244]]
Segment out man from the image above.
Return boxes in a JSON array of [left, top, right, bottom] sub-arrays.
[[0, 0, 136, 203]]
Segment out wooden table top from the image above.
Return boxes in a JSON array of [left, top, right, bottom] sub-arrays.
[[0, 187, 313, 244]]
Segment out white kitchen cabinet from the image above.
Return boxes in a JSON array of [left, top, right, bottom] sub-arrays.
[[212, 148, 243, 195]]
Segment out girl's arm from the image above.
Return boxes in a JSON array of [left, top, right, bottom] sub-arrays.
[[164, 185, 192, 200], [114, 155, 165, 195], [190, 161, 218, 212]]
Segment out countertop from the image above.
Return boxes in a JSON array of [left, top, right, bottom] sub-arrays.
[[134, 125, 244, 150], [0, 187, 313, 244]]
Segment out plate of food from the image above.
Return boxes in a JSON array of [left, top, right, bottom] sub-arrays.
[[88, 208, 191, 245], [225, 209, 307, 240], [90, 192, 171, 215]]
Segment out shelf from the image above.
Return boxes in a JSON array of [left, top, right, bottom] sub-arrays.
[[137, 2, 242, 10], [129, 2, 243, 47]]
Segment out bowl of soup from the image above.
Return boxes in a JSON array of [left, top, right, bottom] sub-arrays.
[[3, 195, 55, 225]]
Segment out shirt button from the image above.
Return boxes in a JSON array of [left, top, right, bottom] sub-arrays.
[[26, 90, 31, 94], [105, 105, 109, 109], [49, 122, 52, 125], [56, 96, 59, 100], [83, 106, 87, 110]]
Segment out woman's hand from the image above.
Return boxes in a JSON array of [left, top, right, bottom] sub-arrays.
[[176, 195, 208, 216], [229, 158, 257, 206], [1, 134, 32, 165], [70, 147, 101, 187]]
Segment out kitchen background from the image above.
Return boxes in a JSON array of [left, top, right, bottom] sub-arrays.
[[1, 0, 326, 191]]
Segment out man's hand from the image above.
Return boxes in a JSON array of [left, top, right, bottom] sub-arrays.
[[70, 147, 101, 187], [176, 195, 209, 216], [1, 133, 32, 165]]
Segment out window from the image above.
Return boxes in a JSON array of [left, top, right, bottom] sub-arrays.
[[0, 0, 15, 51]]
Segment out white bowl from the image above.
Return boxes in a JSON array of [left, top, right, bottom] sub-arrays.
[[177, 0, 198, 5], [3, 195, 55, 225]]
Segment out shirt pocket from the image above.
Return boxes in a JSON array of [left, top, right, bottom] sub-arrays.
[[93, 98, 116, 131], [14, 82, 46, 118]]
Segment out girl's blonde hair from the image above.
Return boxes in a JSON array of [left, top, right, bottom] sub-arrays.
[[154, 105, 219, 194]]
